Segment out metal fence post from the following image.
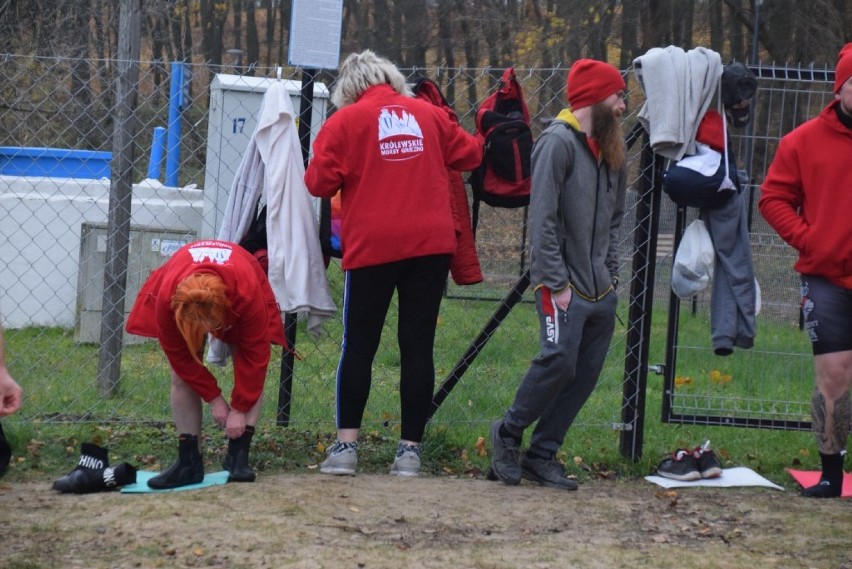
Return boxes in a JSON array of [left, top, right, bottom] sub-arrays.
[[96, 0, 141, 396], [619, 131, 663, 460]]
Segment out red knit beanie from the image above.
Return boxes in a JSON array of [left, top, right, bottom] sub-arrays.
[[835, 42, 852, 93], [566, 59, 626, 110]]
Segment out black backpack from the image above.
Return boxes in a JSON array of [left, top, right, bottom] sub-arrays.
[[469, 67, 533, 230]]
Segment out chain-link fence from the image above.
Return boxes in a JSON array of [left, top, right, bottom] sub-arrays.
[[657, 65, 837, 432], [0, 54, 827, 454]]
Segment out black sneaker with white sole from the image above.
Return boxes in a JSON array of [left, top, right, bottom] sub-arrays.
[[655, 449, 701, 481]]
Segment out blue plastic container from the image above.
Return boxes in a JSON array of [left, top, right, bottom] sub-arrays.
[[0, 146, 111, 179]]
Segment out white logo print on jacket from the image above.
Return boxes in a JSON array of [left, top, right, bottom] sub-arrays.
[[378, 106, 424, 161], [188, 242, 233, 265]]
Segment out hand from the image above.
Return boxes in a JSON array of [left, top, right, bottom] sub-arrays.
[[554, 287, 573, 312], [210, 396, 230, 428], [0, 368, 22, 418], [225, 410, 246, 439]]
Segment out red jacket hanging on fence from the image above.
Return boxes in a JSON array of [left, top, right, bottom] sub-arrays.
[[412, 77, 483, 285], [759, 100, 852, 288], [125, 240, 286, 412]]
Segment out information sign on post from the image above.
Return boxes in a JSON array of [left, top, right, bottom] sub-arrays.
[[279, 0, 343, 426], [288, 0, 343, 70]]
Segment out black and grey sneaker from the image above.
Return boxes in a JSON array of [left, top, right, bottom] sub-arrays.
[[320, 441, 358, 476], [489, 420, 521, 485], [656, 449, 701, 481], [694, 441, 722, 479], [389, 442, 421, 477], [520, 454, 578, 491]]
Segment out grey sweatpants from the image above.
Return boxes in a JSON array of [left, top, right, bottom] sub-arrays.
[[704, 187, 756, 355], [504, 287, 617, 457]]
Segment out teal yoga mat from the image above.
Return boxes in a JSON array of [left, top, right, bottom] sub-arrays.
[[121, 470, 229, 493]]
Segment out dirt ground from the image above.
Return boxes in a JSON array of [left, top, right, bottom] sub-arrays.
[[1, 472, 850, 569]]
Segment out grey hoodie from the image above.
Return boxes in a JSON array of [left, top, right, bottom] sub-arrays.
[[528, 112, 627, 301]]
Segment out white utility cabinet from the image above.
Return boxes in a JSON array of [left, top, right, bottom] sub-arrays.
[[202, 74, 329, 238], [75, 223, 196, 344]]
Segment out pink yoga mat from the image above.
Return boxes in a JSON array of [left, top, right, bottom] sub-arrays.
[[786, 469, 852, 498]]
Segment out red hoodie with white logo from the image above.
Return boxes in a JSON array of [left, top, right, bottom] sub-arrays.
[[759, 101, 852, 288], [126, 240, 285, 412], [305, 84, 483, 270]]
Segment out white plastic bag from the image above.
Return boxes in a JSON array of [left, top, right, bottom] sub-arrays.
[[671, 219, 715, 299], [754, 278, 761, 315]]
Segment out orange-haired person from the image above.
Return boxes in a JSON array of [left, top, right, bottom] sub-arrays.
[[126, 240, 285, 489]]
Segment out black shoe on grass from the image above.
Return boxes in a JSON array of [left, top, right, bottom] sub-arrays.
[[656, 449, 701, 481], [520, 454, 578, 491], [489, 420, 521, 485]]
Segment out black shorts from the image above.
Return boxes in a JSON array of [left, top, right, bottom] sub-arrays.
[[800, 275, 852, 355]]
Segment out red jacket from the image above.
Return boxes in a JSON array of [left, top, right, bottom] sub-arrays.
[[304, 84, 483, 270], [126, 240, 286, 412], [413, 78, 483, 285], [759, 101, 852, 287]]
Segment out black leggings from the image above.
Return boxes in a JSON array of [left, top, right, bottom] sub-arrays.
[[335, 254, 451, 442]]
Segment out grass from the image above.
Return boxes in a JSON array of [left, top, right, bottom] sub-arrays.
[[1, 278, 820, 491]]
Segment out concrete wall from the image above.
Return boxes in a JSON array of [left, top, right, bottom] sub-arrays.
[[0, 175, 202, 329]]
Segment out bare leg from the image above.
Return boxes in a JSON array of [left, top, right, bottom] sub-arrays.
[[812, 350, 852, 455], [336, 428, 359, 443], [169, 367, 202, 437], [244, 390, 263, 428]]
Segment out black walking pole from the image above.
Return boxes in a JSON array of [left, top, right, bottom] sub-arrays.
[[277, 67, 318, 426], [429, 269, 531, 420]]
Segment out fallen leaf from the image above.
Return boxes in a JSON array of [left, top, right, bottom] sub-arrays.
[[474, 436, 487, 457]]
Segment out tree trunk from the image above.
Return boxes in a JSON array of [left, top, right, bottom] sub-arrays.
[[246, 0, 259, 74], [436, 0, 456, 103], [400, 0, 428, 67], [709, 0, 724, 55], [264, 0, 275, 65], [455, 0, 479, 117], [278, 0, 291, 66], [233, 0, 243, 53], [372, 0, 393, 58], [672, 0, 694, 47], [199, 0, 229, 65]]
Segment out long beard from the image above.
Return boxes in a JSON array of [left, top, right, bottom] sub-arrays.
[[591, 103, 626, 170]]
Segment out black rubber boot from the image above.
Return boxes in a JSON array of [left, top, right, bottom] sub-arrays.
[[51, 442, 110, 490], [0, 423, 11, 478], [223, 427, 256, 483], [52, 462, 137, 494], [147, 434, 204, 490], [801, 452, 844, 498]]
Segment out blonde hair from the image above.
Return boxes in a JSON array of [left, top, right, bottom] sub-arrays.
[[331, 49, 411, 108], [171, 273, 230, 364]]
